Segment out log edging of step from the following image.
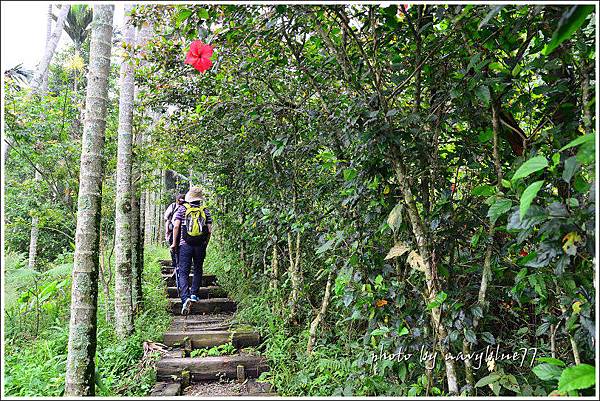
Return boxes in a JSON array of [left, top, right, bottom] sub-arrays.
[[168, 298, 237, 315], [163, 329, 260, 348], [156, 355, 269, 382]]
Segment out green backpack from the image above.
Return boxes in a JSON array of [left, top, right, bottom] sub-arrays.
[[182, 202, 207, 245]]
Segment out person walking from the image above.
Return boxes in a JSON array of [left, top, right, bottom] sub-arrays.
[[164, 193, 185, 268], [170, 186, 213, 315]]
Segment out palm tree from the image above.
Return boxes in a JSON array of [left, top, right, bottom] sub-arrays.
[[54, 4, 93, 51], [64, 5, 114, 396]]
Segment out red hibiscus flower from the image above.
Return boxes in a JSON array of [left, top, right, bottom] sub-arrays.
[[185, 41, 213, 73]]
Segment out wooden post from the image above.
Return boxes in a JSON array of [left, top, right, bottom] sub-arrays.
[[237, 365, 245, 383]]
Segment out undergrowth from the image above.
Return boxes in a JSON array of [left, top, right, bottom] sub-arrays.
[[3, 245, 171, 396]]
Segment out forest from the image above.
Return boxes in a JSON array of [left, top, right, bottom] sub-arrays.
[[2, 2, 597, 398]]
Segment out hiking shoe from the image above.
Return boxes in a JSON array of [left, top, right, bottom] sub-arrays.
[[181, 298, 192, 315], [190, 294, 200, 303]]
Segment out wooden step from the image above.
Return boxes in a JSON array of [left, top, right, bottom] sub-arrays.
[[163, 329, 260, 348], [169, 298, 236, 315], [156, 354, 268, 382], [150, 381, 182, 396], [166, 285, 226, 299], [162, 273, 217, 287], [159, 260, 174, 267]]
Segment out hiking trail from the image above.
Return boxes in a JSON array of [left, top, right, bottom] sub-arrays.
[[149, 260, 277, 397]]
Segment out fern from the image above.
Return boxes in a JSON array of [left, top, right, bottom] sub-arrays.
[[44, 263, 73, 278]]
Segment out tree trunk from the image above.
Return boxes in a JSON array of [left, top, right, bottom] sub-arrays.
[[393, 158, 459, 394], [31, 4, 70, 92], [64, 5, 114, 396], [114, 4, 136, 338], [287, 231, 302, 323], [270, 244, 278, 290], [41, 4, 53, 92], [307, 269, 334, 354], [27, 170, 42, 270]]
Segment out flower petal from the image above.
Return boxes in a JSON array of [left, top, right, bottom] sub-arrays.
[[199, 44, 214, 59], [189, 40, 203, 56], [185, 53, 198, 66], [193, 56, 213, 72]]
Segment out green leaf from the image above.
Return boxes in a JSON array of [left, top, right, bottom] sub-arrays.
[[533, 363, 563, 381], [475, 85, 491, 106], [542, 6, 595, 56], [487, 198, 512, 224], [175, 9, 193, 27], [398, 326, 409, 336], [557, 364, 596, 393], [562, 157, 580, 183], [472, 184, 495, 197], [512, 156, 548, 181], [559, 133, 594, 151], [343, 168, 357, 181], [536, 357, 566, 367], [475, 373, 501, 387], [520, 180, 544, 221], [576, 140, 595, 164], [198, 8, 209, 19]]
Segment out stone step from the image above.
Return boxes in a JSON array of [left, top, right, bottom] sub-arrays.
[[169, 298, 236, 315], [150, 381, 182, 396], [162, 273, 217, 287], [159, 259, 174, 267], [156, 354, 268, 382], [163, 329, 261, 349], [166, 285, 226, 299]]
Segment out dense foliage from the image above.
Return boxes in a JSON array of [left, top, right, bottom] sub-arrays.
[[129, 3, 596, 396], [2, 3, 596, 397]]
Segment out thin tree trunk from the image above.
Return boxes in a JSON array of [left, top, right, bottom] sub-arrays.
[[64, 5, 114, 396], [114, 4, 136, 337], [307, 269, 334, 354], [393, 158, 459, 394], [41, 4, 53, 92], [31, 4, 70, 92], [270, 244, 278, 290], [463, 100, 504, 393], [287, 231, 302, 323], [28, 170, 42, 269]]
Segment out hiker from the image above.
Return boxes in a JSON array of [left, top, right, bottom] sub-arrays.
[[164, 193, 185, 268], [170, 186, 213, 315]]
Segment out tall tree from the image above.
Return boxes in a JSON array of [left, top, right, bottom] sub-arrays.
[[31, 4, 70, 92], [41, 4, 53, 91], [27, 4, 70, 270], [131, 20, 154, 308], [114, 4, 136, 337], [64, 5, 114, 396]]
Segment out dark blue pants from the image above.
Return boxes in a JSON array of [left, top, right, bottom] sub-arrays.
[[177, 241, 208, 303]]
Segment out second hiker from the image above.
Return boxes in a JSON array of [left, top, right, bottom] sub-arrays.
[[170, 186, 213, 315]]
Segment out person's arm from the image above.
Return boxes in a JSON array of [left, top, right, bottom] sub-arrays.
[[204, 208, 213, 241], [171, 220, 181, 250], [164, 204, 173, 242]]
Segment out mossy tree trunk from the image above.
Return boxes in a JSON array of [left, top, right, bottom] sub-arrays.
[[114, 4, 136, 337], [64, 5, 114, 396]]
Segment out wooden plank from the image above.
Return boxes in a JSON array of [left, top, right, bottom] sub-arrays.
[[159, 260, 173, 267], [162, 273, 217, 287], [163, 330, 260, 348], [166, 285, 226, 299], [169, 298, 236, 315], [150, 381, 182, 396], [156, 355, 268, 382]]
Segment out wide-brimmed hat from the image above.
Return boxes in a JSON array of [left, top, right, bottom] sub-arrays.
[[185, 186, 204, 203]]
